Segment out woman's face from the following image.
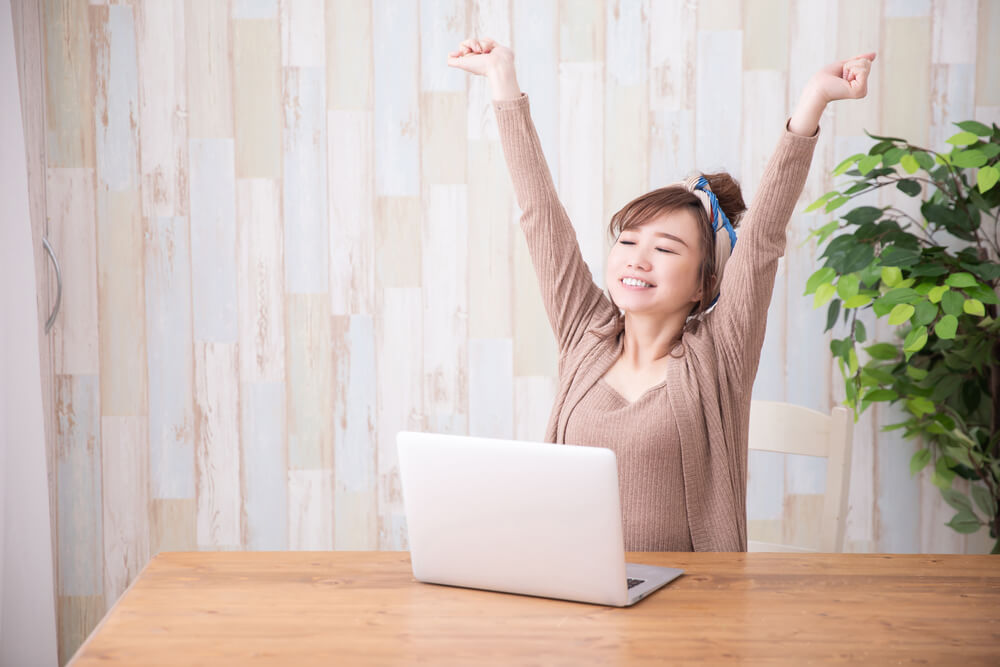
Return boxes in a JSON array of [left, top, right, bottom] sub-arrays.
[[605, 209, 705, 318]]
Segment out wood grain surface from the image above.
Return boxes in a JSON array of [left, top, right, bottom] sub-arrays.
[[70, 551, 1000, 665]]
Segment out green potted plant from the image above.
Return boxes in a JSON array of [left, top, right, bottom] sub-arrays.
[[802, 120, 1000, 553]]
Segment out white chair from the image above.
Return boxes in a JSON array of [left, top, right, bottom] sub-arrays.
[[747, 400, 853, 553]]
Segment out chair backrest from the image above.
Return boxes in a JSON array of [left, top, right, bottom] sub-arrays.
[[747, 400, 853, 553]]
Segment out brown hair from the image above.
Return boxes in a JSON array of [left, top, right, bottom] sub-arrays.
[[604, 172, 747, 355]]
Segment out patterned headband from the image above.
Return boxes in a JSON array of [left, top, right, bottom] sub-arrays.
[[674, 175, 738, 308]]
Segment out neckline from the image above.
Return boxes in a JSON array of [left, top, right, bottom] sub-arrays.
[[598, 376, 669, 405]]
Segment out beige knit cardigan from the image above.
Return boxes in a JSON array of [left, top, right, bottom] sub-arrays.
[[493, 92, 820, 551]]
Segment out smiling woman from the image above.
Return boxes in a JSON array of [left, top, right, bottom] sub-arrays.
[[604, 174, 748, 351], [446, 36, 873, 552]]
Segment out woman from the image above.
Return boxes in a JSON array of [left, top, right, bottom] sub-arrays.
[[448, 38, 873, 551]]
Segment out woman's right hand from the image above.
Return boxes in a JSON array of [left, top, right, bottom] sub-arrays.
[[447, 37, 514, 78]]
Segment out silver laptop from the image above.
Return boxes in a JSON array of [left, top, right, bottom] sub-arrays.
[[396, 431, 684, 607]]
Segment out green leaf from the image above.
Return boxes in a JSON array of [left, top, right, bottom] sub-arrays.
[[903, 325, 928, 358], [964, 298, 985, 316], [836, 274, 860, 300], [843, 294, 873, 309], [814, 282, 836, 308], [914, 151, 935, 170], [880, 266, 903, 287], [864, 388, 897, 402], [896, 179, 922, 196], [942, 488, 974, 514], [825, 195, 850, 213], [941, 290, 965, 316], [825, 299, 841, 332], [905, 365, 928, 380], [909, 448, 932, 475], [913, 300, 938, 325], [858, 154, 882, 175], [804, 267, 836, 295], [865, 343, 899, 360], [832, 153, 865, 177], [843, 206, 884, 225], [955, 120, 992, 136], [863, 365, 896, 384], [971, 484, 998, 518], [933, 456, 957, 489], [946, 510, 981, 534], [805, 190, 840, 213], [854, 319, 867, 343], [946, 131, 979, 146], [888, 303, 915, 325], [907, 394, 935, 417], [879, 288, 919, 307], [900, 153, 919, 174], [964, 283, 999, 305], [978, 165, 999, 193], [927, 285, 949, 303], [945, 272, 977, 288], [952, 149, 987, 168], [935, 314, 958, 339]]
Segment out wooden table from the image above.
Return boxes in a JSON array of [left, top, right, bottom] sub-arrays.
[[70, 551, 1000, 665]]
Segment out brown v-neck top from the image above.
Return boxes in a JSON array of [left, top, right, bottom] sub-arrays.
[[493, 92, 819, 551], [565, 375, 693, 551]]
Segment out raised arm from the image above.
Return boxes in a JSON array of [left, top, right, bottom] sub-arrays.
[[710, 52, 875, 386], [448, 38, 615, 360]]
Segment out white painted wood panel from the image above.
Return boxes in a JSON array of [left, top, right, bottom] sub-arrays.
[[288, 469, 333, 550], [145, 215, 196, 499], [194, 342, 243, 549], [241, 381, 287, 550], [373, 0, 420, 196], [469, 338, 513, 439], [375, 288, 423, 549], [280, 0, 325, 67], [283, 66, 329, 294], [101, 416, 149, 605], [695, 29, 743, 180], [93, 4, 139, 191], [333, 314, 378, 549]]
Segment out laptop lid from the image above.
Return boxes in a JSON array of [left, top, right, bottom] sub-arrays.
[[396, 430, 630, 607]]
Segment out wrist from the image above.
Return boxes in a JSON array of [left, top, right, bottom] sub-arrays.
[[488, 62, 521, 101]]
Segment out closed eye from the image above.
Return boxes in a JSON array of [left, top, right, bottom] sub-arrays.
[[619, 240, 675, 254]]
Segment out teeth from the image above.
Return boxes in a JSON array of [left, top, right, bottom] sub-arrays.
[[622, 278, 652, 288]]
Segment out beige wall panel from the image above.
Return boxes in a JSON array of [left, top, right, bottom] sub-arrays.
[[96, 189, 148, 416], [194, 342, 243, 549], [326, 0, 372, 110], [150, 498, 197, 555], [234, 19, 281, 179], [834, 0, 881, 137], [286, 293, 333, 469], [374, 196, 422, 289], [698, 0, 742, 31], [48, 168, 99, 375], [101, 416, 150, 607], [281, 0, 325, 67], [466, 0, 510, 144], [422, 185, 470, 434], [185, 0, 233, 138], [743, 0, 789, 71], [747, 519, 783, 545], [375, 288, 423, 549], [976, 0, 1000, 106], [781, 493, 823, 549], [58, 595, 105, 666], [467, 140, 513, 338], [288, 469, 334, 550], [43, 0, 95, 168], [421, 92, 467, 185], [559, 0, 604, 62], [648, 0, 696, 111], [931, 0, 976, 65], [559, 63, 604, 286], [513, 376, 557, 442], [332, 315, 379, 549], [237, 178, 286, 383], [513, 217, 558, 378], [604, 85, 648, 250], [882, 17, 931, 146], [329, 110, 375, 316], [135, 0, 188, 217]]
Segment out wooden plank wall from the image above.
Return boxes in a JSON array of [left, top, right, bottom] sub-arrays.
[[10, 0, 1000, 662]]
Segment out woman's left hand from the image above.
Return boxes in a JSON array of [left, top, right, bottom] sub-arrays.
[[808, 52, 876, 104]]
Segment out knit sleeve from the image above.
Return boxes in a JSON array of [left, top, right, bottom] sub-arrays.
[[707, 118, 820, 389], [492, 93, 616, 360]]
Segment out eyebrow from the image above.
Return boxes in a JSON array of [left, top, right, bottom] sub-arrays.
[[655, 231, 689, 247]]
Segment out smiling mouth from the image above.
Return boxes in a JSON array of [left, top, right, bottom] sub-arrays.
[[621, 278, 655, 289]]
